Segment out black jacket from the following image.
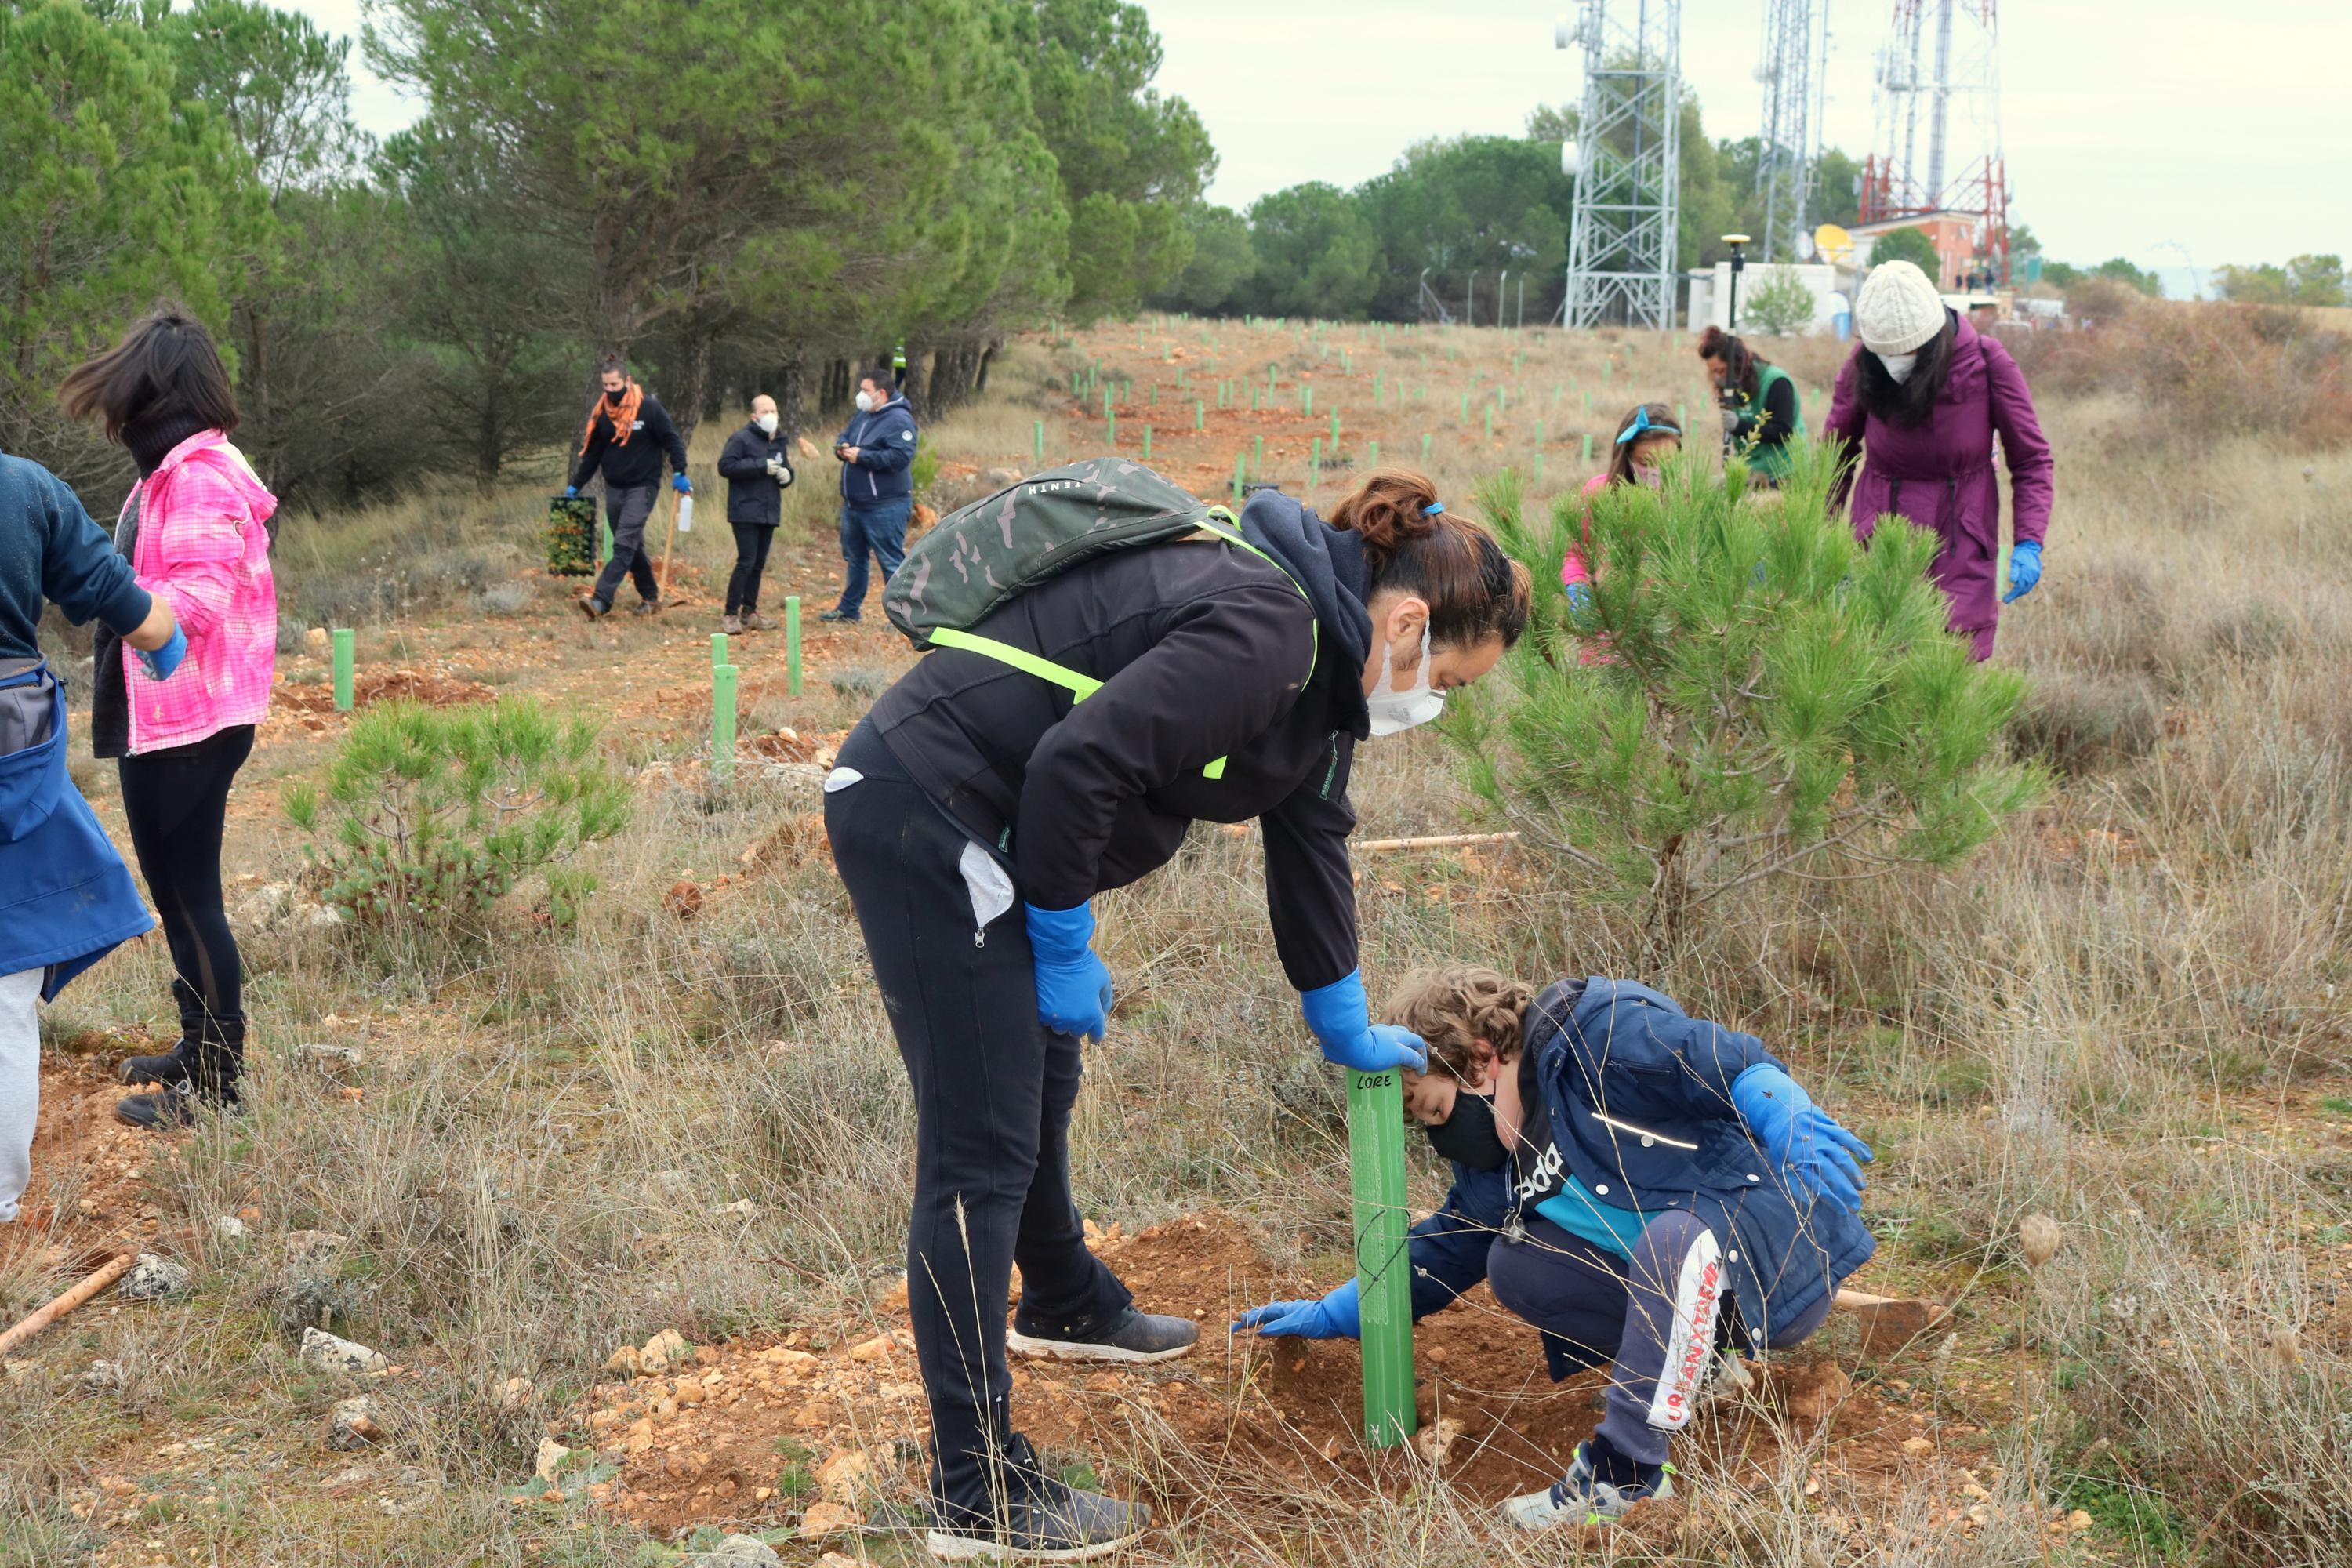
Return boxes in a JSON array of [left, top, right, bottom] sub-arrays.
[[833, 394, 918, 505], [866, 491, 1376, 992], [568, 394, 688, 492], [717, 422, 793, 526]]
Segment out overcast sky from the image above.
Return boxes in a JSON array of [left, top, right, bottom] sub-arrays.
[[307, 0, 2346, 298]]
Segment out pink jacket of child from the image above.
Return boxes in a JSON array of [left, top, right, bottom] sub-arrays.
[[118, 430, 278, 753], [1559, 472, 1613, 590]]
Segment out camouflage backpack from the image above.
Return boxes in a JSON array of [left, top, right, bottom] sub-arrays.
[[881, 457, 1314, 778]]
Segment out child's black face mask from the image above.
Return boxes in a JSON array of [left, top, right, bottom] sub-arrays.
[[1425, 1090, 1508, 1171]]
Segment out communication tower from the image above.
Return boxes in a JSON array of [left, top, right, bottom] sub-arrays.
[[1754, 0, 1829, 261], [1860, 0, 2009, 284], [1557, 2, 1684, 330]]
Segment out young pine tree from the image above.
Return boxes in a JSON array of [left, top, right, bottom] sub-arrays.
[[1454, 441, 2043, 964]]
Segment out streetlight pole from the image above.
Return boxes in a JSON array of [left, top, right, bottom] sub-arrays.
[[1722, 234, 1751, 330]]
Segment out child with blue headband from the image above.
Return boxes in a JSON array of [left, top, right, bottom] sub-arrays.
[[1563, 402, 1683, 612]]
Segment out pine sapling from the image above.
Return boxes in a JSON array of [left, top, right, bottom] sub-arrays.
[[1453, 440, 2045, 964]]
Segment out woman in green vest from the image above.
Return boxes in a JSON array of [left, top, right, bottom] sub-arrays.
[[1698, 325, 1802, 485]]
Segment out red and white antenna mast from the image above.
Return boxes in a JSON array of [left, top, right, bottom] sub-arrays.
[[1860, 0, 2009, 285]]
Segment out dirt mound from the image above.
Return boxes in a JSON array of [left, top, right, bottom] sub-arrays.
[[12, 1051, 172, 1254], [278, 667, 497, 713], [574, 1212, 1976, 1550]]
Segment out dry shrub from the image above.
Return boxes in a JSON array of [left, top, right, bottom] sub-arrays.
[[2013, 302, 2350, 447], [2009, 669, 2163, 775]]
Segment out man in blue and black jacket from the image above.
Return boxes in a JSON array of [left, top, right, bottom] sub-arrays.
[[822, 366, 918, 622], [1235, 967, 1876, 1531]]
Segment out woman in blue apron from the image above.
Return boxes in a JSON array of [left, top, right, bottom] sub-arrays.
[[1, 449, 180, 1225]]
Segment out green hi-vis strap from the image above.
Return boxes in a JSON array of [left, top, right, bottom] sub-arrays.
[[924, 508, 1316, 784]]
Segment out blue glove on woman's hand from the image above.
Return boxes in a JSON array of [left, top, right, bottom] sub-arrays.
[[672, 474, 693, 494], [1232, 1278, 1360, 1340], [1563, 582, 1593, 614], [564, 485, 579, 499], [135, 626, 187, 682], [2002, 540, 2042, 603], [1301, 971, 1428, 1073], [1732, 1064, 1873, 1214], [1024, 902, 1112, 1042]]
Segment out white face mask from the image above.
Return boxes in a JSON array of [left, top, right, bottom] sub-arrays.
[[1875, 350, 1918, 384], [854, 390, 877, 413], [1366, 622, 1445, 738], [756, 412, 778, 435]]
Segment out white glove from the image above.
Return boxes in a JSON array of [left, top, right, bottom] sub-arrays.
[[768, 457, 794, 488]]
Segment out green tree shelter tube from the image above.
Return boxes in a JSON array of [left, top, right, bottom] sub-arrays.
[[1348, 1066, 1415, 1447]]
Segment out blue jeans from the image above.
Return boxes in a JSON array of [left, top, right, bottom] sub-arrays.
[[836, 496, 912, 618]]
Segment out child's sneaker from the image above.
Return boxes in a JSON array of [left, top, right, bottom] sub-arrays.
[[1500, 1441, 1673, 1530]]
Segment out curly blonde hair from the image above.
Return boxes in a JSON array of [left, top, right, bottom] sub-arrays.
[[1381, 967, 1537, 1081]]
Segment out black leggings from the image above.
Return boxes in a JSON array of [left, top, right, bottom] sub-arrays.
[[728, 523, 775, 615], [117, 725, 253, 1047], [824, 722, 1131, 1525]]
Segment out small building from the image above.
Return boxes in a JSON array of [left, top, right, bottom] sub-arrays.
[[1685, 262, 1853, 336], [1849, 213, 2002, 292]]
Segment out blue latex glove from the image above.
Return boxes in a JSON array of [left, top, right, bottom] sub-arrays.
[[1300, 971, 1428, 1073], [1732, 1064, 1873, 1214], [1563, 582, 1593, 614], [2002, 540, 2042, 603], [671, 474, 693, 495], [1024, 902, 1112, 1042], [1231, 1279, 1360, 1340], [564, 485, 579, 499], [135, 626, 187, 682]]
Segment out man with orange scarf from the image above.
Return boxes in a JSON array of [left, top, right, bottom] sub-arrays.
[[568, 354, 691, 619]]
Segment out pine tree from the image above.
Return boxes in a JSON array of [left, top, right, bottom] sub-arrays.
[[1455, 441, 2043, 964]]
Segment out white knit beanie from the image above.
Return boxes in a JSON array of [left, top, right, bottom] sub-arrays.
[[1854, 260, 1946, 354]]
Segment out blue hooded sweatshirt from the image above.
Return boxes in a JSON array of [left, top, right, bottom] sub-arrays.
[[1392, 978, 1875, 1377]]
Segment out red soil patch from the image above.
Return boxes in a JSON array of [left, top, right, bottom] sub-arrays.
[[277, 667, 497, 713], [576, 1213, 1980, 1552], [11, 1048, 172, 1256]]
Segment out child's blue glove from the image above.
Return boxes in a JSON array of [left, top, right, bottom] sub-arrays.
[[1300, 971, 1427, 1073], [135, 626, 187, 682], [1563, 582, 1592, 613], [1231, 1279, 1360, 1340], [564, 485, 579, 498], [1024, 901, 1112, 1042], [671, 474, 693, 494], [1732, 1064, 1873, 1214], [2002, 540, 2042, 603]]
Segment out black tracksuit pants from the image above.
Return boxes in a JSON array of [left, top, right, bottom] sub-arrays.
[[824, 721, 1132, 1526], [117, 724, 253, 1077], [727, 523, 774, 615]]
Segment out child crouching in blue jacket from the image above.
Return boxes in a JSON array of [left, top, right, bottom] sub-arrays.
[[1235, 967, 1875, 1530]]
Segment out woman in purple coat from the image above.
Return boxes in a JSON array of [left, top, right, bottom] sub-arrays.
[[1822, 260, 2054, 659]]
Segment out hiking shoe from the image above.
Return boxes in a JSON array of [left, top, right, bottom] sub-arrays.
[[742, 612, 774, 631], [1500, 1442, 1674, 1530], [818, 608, 858, 622], [575, 594, 609, 621], [629, 598, 660, 616], [924, 1484, 1150, 1562], [119, 1042, 196, 1087], [116, 1087, 201, 1130], [1007, 1306, 1198, 1366], [722, 614, 744, 634]]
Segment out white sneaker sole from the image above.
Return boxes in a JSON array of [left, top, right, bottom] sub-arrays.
[[924, 1526, 1148, 1562], [1003, 1329, 1196, 1365]]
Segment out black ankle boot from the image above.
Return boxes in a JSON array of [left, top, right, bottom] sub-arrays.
[[120, 979, 209, 1085]]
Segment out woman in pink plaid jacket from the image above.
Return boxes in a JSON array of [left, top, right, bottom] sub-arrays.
[[60, 310, 278, 1130]]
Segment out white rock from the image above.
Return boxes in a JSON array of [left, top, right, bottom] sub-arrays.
[[717, 1197, 760, 1219], [326, 1396, 386, 1450], [234, 883, 294, 929], [688, 1537, 783, 1568], [300, 1326, 390, 1375], [81, 1359, 129, 1393], [213, 1215, 247, 1240], [296, 1044, 365, 1068], [118, 1254, 191, 1301], [533, 1437, 574, 1482]]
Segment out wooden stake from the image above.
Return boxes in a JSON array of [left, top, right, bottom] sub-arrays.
[[0, 1253, 134, 1358], [1356, 831, 1519, 853], [658, 487, 684, 594]]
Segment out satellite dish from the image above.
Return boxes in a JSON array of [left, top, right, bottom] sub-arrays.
[[1555, 13, 1576, 49], [1561, 140, 1581, 179], [1814, 223, 1853, 263]]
